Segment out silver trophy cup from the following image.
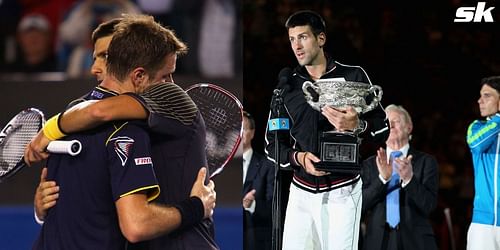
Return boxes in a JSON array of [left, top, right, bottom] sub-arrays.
[[302, 79, 383, 173], [302, 79, 383, 114]]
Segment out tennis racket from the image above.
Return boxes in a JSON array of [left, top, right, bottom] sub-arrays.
[[186, 83, 243, 178], [0, 108, 82, 183]]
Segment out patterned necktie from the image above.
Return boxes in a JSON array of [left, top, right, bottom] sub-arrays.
[[386, 150, 402, 228]]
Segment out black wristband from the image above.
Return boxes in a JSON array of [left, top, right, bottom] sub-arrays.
[[57, 110, 69, 135], [174, 196, 204, 231]]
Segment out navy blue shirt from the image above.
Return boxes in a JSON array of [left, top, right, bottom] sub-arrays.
[[34, 86, 160, 250]]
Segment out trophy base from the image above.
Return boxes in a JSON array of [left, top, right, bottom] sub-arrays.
[[314, 162, 362, 174], [315, 132, 361, 174]]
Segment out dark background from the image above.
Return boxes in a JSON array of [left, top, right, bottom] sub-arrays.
[[243, 0, 500, 249]]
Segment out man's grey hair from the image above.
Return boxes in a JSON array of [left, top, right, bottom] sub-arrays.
[[385, 104, 413, 140], [385, 104, 413, 126]]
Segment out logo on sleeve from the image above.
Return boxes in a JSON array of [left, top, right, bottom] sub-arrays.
[[135, 157, 152, 165], [109, 136, 134, 166]]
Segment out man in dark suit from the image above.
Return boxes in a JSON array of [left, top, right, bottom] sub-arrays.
[[242, 111, 275, 250], [361, 104, 439, 250]]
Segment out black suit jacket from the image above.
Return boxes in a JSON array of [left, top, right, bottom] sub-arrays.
[[361, 147, 439, 250], [243, 151, 275, 250]]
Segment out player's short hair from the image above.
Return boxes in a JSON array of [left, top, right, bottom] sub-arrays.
[[91, 18, 122, 45], [285, 10, 326, 36], [481, 76, 500, 93], [243, 111, 255, 130], [106, 14, 188, 82]]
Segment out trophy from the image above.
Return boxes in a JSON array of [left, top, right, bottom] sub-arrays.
[[302, 79, 383, 173]]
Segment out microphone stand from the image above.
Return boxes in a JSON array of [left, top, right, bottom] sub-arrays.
[[270, 89, 286, 250]]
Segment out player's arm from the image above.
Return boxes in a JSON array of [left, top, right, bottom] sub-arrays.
[[467, 114, 500, 152], [61, 83, 196, 134], [26, 83, 193, 165], [59, 95, 147, 133], [116, 193, 182, 242], [116, 168, 215, 243], [24, 96, 147, 165]]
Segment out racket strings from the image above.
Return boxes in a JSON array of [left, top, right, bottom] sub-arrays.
[[188, 87, 242, 175], [0, 111, 42, 176]]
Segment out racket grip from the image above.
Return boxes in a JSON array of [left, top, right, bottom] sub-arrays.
[[47, 140, 82, 156]]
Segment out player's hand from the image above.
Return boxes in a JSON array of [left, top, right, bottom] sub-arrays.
[[298, 151, 329, 176], [24, 131, 51, 166], [34, 167, 59, 221], [190, 167, 216, 218], [375, 147, 392, 181], [243, 189, 256, 208], [321, 106, 358, 132]]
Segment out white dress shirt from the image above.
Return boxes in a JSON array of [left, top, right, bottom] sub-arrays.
[[242, 148, 256, 213], [379, 144, 412, 187]]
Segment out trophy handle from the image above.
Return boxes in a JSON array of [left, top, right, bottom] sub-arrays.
[[302, 81, 321, 107], [364, 85, 383, 113]]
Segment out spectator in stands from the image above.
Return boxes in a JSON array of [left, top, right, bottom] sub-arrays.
[[2, 14, 57, 73], [59, 0, 141, 78]]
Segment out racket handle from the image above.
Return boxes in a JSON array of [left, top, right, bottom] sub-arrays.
[[47, 140, 82, 156]]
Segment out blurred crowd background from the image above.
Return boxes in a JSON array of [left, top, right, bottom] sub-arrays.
[[0, 0, 242, 79], [243, 0, 500, 249]]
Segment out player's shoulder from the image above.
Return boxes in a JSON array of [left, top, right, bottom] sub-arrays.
[[333, 61, 371, 83], [110, 121, 150, 138], [333, 61, 366, 75], [140, 82, 188, 100], [123, 120, 149, 131], [140, 83, 198, 125], [103, 121, 151, 150]]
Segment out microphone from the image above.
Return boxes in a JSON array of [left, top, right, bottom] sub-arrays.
[[269, 68, 292, 131], [270, 68, 293, 250], [273, 67, 293, 96]]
